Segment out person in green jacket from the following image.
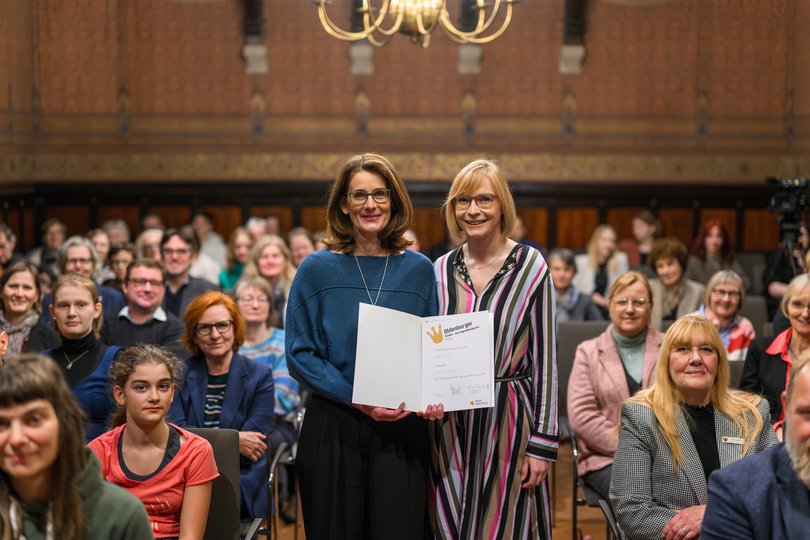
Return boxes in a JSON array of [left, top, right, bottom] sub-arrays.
[[0, 354, 153, 540]]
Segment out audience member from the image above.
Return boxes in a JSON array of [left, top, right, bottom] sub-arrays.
[[135, 228, 163, 260], [618, 210, 659, 277], [568, 272, 663, 500], [160, 228, 218, 319], [649, 237, 704, 331], [764, 222, 809, 319], [37, 266, 56, 303], [740, 272, 810, 438], [242, 235, 295, 328], [285, 153, 442, 539], [509, 214, 543, 251], [244, 216, 268, 241], [265, 215, 282, 236], [0, 222, 23, 274], [312, 230, 327, 251], [703, 349, 810, 539], [90, 344, 218, 539], [689, 270, 755, 362], [0, 261, 59, 357], [102, 218, 131, 248], [432, 159, 556, 539], [44, 275, 122, 441], [574, 224, 629, 317], [549, 247, 604, 324], [101, 259, 186, 359], [141, 212, 165, 232], [0, 354, 153, 538], [219, 226, 254, 291], [103, 243, 136, 292], [685, 219, 751, 291], [26, 218, 66, 278], [191, 211, 227, 268], [610, 316, 777, 540], [40, 236, 126, 323], [169, 291, 275, 520], [86, 228, 115, 285], [184, 225, 222, 286], [235, 276, 299, 453], [288, 227, 316, 268], [403, 228, 422, 253]]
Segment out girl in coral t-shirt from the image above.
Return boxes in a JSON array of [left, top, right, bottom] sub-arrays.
[[89, 344, 218, 539]]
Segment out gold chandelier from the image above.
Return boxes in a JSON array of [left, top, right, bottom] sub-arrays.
[[316, 0, 516, 47]]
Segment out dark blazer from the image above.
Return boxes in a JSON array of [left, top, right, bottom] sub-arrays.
[[169, 352, 275, 519], [739, 333, 787, 422], [702, 443, 810, 540], [161, 276, 218, 318]]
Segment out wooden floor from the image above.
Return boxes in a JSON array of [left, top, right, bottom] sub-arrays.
[[273, 441, 608, 540]]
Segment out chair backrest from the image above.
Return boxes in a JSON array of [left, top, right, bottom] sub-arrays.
[[762, 322, 775, 338], [557, 320, 610, 425], [729, 360, 746, 388], [736, 252, 766, 296], [186, 428, 241, 540], [598, 498, 626, 540], [739, 295, 767, 340]]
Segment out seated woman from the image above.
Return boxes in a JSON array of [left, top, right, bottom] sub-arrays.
[[617, 210, 659, 278], [610, 316, 777, 540], [0, 261, 60, 358], [241, 235, 296, 328], [568, 271, 663, 500], [685, 219, 751, 291], [103, 243, 136, 293], [235, 275, 299, 453], [169, 291, 275, 520], [44, 274, 122, 441], [549, 248, 604, 325], [740, 273, 810, 438], [219, 227, 254, 291], [89, 344, 218, 540], [0, 354, 153, 538], [649, 237, 705, 331], [689, 270, 755, 362], [574, 224, 629, 317]]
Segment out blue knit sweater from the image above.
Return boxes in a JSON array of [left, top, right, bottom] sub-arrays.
[[285, 249, 437, 404]]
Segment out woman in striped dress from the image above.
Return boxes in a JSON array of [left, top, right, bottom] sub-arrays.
[[432, 159, 558, 539]]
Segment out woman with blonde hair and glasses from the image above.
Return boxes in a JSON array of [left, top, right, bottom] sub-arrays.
[[610, 316, 776, 540], [432, 159, 557, 539], [568, 271, 663, 500]]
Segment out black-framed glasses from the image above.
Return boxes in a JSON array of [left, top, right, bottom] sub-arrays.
[[346, 189, 391, 205], [454, 194, 498, 210], [127, 278, 165, 288], [194, 319, 234, 336]]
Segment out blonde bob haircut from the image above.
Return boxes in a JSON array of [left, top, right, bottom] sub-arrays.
[[704, 270, 745, 310], [443, 159, 516, 241], [322, 153, 414, 254], [625, 315, 764, 469], [51, 274, 104, 338], [781, 273, 810, 318]]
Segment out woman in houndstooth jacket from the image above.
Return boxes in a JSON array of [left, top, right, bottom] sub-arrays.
[[609, 315, 777, 540]]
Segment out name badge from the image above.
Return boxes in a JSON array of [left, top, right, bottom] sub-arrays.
[[722, 436, 744, 445]]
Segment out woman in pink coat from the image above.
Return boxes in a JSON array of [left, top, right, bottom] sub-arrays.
[[567, 271, 665, 499]]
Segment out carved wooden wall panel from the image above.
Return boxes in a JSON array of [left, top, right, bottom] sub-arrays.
[[742, 208, 780, 251], [47, 206, 89, 239], [794, 0, 810, 118], [299, 207, 327, 237], [556, 207, 599, 249], [148, 206, 193, 231], [657, 208, 693, 247], [411, 207, 447, 252], [517, 208, 550, 249]]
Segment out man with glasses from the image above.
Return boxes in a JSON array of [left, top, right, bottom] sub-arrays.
[[160, 228, 218, 318], [101, 259, 186, 359], [39, 236, 125, 322]]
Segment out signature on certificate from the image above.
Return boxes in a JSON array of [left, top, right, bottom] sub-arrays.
[[450, 382, 491, 396]]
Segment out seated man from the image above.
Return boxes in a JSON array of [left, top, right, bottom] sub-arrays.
[[160, 228, 218, 318], [702, 350, 810, 539], [101, 259, 186, 359]]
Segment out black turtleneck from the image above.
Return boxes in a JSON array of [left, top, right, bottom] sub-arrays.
[[683, 403, 720, 482], [51, 331, 108, 387]]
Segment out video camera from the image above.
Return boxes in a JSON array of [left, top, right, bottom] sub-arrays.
[[767, 176, 809, 245]]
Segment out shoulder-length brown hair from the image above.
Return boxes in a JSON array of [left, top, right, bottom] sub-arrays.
[[0, 354, 88, 539], [322, 153, 413, 254], [0, 260, 43, 315], [182, 291, 246, 356]]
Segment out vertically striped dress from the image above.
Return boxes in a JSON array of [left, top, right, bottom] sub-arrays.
[[432, 244, 558, 539]]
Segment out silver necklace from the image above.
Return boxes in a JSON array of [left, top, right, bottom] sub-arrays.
[[465, 245, 506, 271], [354, 253, 389, 305], [64, 350, 90, 370]]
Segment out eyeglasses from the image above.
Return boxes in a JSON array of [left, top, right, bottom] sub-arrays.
[[612, 297, 649, 310], [238, 296, 269, 305], [195, 319, 234, 336], [162, 247, 191, 257], [346, 189, 391, 206], [454, 194, 498, 210], [672, 344, 717, 357], [788, 300, 810, 313], [711, 288, 741, 299], [66, 258, 93, 266], [127, 278, 164, 288]]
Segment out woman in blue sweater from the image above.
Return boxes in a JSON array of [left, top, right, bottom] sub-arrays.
[[286, 153, 443, 539]]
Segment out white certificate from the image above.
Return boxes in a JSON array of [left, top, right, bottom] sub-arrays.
[[353, 303, 494, 412]]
